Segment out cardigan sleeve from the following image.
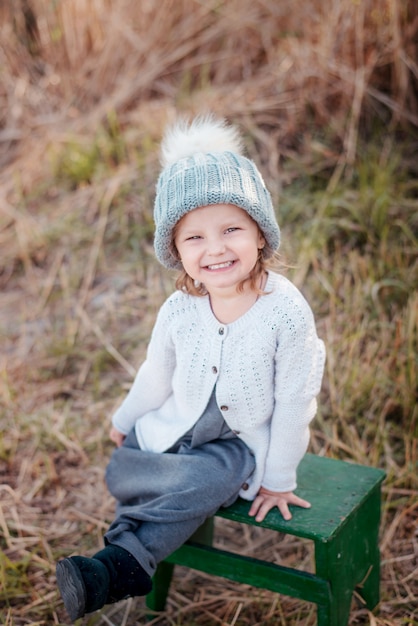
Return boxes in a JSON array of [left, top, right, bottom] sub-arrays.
[[111, 301, 176, 435], [261, 297, 326, 493]]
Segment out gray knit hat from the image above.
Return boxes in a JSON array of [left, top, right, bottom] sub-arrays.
[[153, 115, 280, 269]]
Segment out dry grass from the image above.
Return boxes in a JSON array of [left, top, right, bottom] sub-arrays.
[[0, 1, 417, 625], [1, 0, 418, 173]]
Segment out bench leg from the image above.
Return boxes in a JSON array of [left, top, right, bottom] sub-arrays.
[[315, 537, 380, 626], [355, 495, 382, 611], [146, 517, 215, 613], [146, 561, 174, 612], [314, 484, 382, 626], [349, 483, 382, 612], [315, 536, 354, 626]]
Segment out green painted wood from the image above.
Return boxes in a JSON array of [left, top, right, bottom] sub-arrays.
[[216, 454, 385, 542], [165, 542, 331, 605], [314, 483, 383, 626], [146, 561, 174, 612], [189, 516, 214, 545], [147, 454, 386, 625], [358, 488, 382, 609]]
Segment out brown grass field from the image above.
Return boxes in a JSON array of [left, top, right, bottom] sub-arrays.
[[0, 1, 417, 625]]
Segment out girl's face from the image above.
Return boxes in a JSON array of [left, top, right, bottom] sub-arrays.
[[174, 204, 265, 295]]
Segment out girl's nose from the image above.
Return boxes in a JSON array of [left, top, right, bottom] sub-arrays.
[[206, 238, 226, 255]]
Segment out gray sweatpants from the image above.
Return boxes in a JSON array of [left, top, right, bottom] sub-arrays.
[[104, 391, 255, 576]]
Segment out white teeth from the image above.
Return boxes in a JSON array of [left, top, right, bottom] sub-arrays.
[[207, 261, 233, 270]]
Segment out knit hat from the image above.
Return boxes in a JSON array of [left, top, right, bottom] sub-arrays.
[[153, 115, 280, 269]]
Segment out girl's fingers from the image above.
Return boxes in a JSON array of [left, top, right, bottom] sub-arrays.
[[249, 495, 290, 522], [293, 496, 311, 509], [249, 493, 311, 523], [109, 428, 126, 447], [248, 496, 263, 517]]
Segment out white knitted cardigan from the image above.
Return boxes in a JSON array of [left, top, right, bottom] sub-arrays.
[[112, 271, 326, 500]]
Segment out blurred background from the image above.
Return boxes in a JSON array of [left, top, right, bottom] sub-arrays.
[[0, 1, 417, 624]]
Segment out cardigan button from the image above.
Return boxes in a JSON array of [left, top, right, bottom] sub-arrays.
[[218, 327, 225, 335], [220, 405, 229, 411], [242, 482, 249, 491], [212, 366, 218, 374]]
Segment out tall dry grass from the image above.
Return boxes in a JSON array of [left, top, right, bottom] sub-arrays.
[[1, 0, 417, 176], [0, 1, 417, 625]]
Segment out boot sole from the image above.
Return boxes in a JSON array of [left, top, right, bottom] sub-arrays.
[[56, 558, 87, 622]]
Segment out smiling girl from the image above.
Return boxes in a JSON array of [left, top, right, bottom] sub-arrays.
[[56, 115, 326, 622]]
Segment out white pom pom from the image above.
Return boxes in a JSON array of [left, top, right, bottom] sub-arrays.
[[161, 114, 243, 166]]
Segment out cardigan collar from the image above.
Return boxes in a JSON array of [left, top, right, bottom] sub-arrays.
[[195, 271, 276, 334]]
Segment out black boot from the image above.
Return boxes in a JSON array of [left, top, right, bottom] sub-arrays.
[[56, 545, 153, 622], [94, 544, 153, 603], [56, 555, 109, 622]]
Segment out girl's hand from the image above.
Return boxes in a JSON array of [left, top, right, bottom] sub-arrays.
[[110, 426, 126, 447], [249, 486, 311, 522]]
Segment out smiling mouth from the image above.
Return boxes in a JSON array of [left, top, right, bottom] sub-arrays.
[[206, 261, 235, 270]]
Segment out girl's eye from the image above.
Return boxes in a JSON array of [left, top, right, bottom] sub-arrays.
[[186, 235, 201, 241], [225, 227, 239, 234]]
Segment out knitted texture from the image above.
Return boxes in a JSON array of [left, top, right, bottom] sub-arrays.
[[153, 117, 281, 269], [112, 271, 326, 497]]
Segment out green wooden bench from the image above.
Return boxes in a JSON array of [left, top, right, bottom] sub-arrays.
[[146, 453, 386, 626]]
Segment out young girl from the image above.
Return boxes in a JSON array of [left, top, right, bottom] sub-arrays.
[[56, 115, 326, 622]]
